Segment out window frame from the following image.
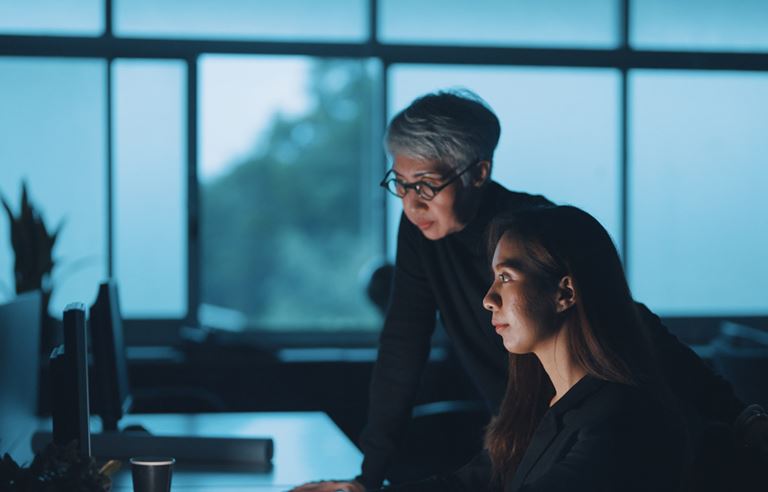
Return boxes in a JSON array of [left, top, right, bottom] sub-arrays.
[[2, 0, 768, 346]]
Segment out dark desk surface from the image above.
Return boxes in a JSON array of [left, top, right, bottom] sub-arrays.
[[101, 412, 362, 491]]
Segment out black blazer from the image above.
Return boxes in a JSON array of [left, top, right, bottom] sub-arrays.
[[505, 375, 686, 492], [381, 376, 687, 492]]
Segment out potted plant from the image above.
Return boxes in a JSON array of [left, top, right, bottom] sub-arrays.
[[1, 180, 64, 356]]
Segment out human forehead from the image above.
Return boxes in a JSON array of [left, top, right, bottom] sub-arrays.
[[391, 154, 452, 179], [491, 233, 528, 272]]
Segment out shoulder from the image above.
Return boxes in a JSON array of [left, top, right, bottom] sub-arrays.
[[575, 381, 662, 416], [564, 381, 682, 445], [558, 380, 662, 425], [488, 181, 553, 212]]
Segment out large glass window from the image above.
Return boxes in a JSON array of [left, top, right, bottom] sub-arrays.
[[113, 59, 187, 318], [199, 55, 382, 330], [631, 0, 768, 52], [388, 65, 620, 260], [3, 1, 768, 330], [115, 0, 368, 41], [0, 0, 103, 36], [0, 57, 107, 315], [379, 0, 618, 47], [629, 70, 768, 315]]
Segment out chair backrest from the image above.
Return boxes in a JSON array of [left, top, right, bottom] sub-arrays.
[[712, 321, 768, 408]]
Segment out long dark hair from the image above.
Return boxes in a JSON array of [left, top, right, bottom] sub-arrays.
[[483, 205, 660, 481]]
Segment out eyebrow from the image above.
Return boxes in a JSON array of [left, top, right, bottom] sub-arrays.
[[492, 258, 527, 273], [392, 169, 444, 179]]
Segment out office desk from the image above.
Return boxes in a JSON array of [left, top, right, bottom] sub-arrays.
[[102, 412, 362, 491]]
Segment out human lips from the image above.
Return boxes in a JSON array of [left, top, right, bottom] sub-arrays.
[[414, 220, 435, 231], [492, 320, 509, 333]]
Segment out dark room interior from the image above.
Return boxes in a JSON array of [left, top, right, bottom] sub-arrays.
[[1, 1, 767, 491]]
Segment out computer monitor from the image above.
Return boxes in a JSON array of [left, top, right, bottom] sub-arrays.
[[50, 302, 91, 457], [0, 291, 41, 462], [89, 280, 132, 431], [32, 283, 275, 465]]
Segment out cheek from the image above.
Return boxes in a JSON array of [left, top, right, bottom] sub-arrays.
[[523, 286, 559, 334], [432, 196, 460, 228], [501, 293, 544, 351]]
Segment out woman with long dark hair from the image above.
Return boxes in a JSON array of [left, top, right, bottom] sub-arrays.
[[481, 204, 686, 491], [380, 205, 687, 492]]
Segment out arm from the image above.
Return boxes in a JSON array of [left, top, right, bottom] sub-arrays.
[[356, 214, 441, 489], [636, 303, 745, 423], [377, 452, 495, 492]]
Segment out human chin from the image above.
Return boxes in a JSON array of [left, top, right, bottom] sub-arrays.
[[418, 221, 447, 240], [500, 329, 533, 355], [416, 214, 465, 240], [405, 214, 443, 240]]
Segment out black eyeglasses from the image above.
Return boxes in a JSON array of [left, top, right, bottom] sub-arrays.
[[380, 161, 482, 201]]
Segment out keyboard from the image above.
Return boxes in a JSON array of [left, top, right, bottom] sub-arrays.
[[31, 430, 273, 465]]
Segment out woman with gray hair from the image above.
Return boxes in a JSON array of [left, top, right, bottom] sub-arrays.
[[382, 89, 503, 235], [290, 90, 750, 492]]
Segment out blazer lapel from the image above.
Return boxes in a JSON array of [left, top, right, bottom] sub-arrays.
[[507, 412, 559, 491], [506, 377, 606, 492]]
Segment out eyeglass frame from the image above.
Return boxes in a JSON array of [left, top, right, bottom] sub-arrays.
[[379, 160, 484, 201]]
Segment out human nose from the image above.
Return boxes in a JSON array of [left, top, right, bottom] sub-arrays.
[[483, 285, 500, 312]]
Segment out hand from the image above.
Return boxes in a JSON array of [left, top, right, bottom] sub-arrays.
[[734, 404, 768, 462], [288, 480, 366, 492]]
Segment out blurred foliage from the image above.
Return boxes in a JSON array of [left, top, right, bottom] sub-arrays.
[[201, 59, 383, 330], [1, 181, 63, 295]]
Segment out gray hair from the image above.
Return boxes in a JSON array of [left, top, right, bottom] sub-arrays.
[[385, 89, 500, 186]]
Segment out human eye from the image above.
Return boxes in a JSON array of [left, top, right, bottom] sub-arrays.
[[498, 272, 511, 283], [409, 181, 427, 195], [416, 179, 440, 191]]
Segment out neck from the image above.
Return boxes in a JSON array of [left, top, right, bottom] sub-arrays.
[[534, 327, 587, 407]]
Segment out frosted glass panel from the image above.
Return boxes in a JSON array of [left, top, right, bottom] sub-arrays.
[[629, 71, 768, 315], [113, 60, 187, 318], [0, 0, 103, 35], [0, 57, 106, 315], [380, 0, 618, 47], [115, 0, 367, 41], [388, 65, 620, 261], [632, 0, 768, 52]]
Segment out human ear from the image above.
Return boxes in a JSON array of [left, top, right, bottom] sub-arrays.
[[472, 160, 491, 187], [555, 276, 577, 313]]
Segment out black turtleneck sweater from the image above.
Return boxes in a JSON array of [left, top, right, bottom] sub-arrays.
[[356, 181, 743, 490]]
